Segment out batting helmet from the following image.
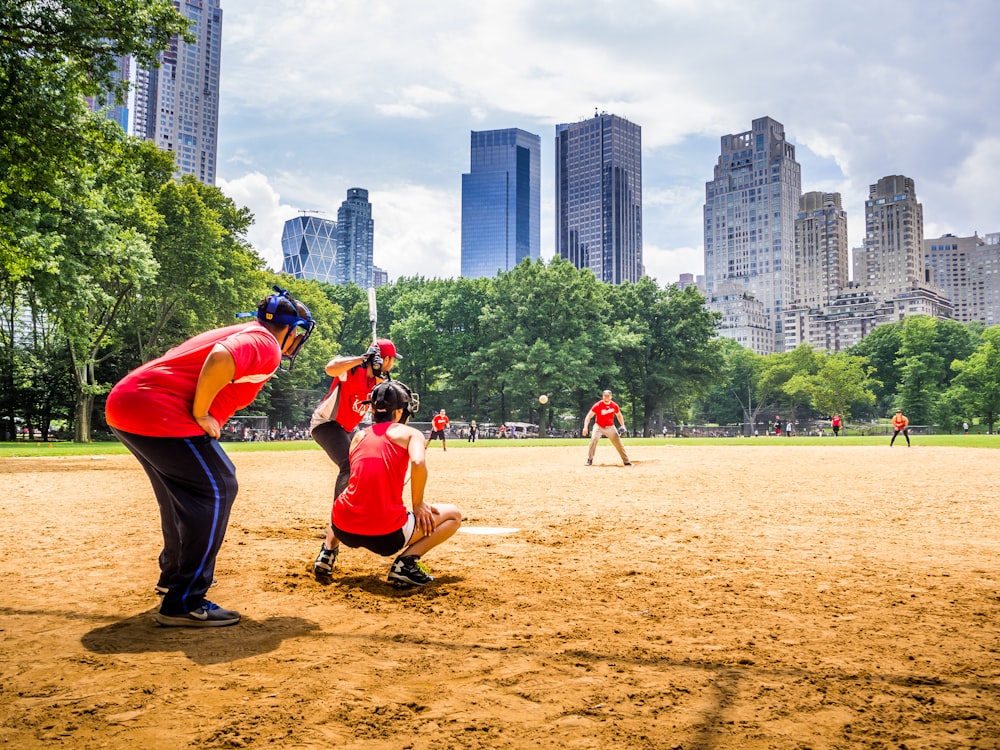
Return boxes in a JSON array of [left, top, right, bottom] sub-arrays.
[[366, 380, 419, 424]]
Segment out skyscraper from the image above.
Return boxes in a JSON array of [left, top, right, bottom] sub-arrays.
[[281, 214, 338, 284], [555, 113, 643, 284], [924, 233, 999, 325], [855, 175, 925, 297], [793, 192, 849, 309], [461, 128, 541, 279], [132, 0, 223, 185], [703, 116, 801, 354], [335, 188, 374, 288]]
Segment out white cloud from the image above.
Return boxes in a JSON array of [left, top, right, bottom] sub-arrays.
[[214, 0, 1000, 284], [217, 172, 300, 272]]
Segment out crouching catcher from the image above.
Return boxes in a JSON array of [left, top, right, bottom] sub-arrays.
[[315, 380, 462, 587]]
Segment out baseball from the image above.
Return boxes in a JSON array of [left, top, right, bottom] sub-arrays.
[[538, 394, 548, 404]]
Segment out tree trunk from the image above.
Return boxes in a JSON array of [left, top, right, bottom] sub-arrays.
[[74, 391, 94, 442]]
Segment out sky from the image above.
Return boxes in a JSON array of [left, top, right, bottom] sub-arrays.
[[214, 0, 1000, 286]]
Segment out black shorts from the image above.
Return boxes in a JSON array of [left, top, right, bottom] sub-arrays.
[[428, 429, 445, 441], [332, 513, 415, 557]]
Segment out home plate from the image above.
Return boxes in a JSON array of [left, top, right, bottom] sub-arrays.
[[458, 527, 521, 535]]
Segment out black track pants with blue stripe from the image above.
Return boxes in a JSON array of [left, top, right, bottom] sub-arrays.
[[112, 428, 238, 616]]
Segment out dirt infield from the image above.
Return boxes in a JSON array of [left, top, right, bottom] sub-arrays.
[[1, 443, 998, 749]]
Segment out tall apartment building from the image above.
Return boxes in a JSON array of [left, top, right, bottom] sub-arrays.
[[461, 128, 541, 279], [281, 214, 338, 284], [784, 176, 952, 352], [793, 192, 849, 307], [555, 112, 643, 284], [703, 116, 801, 354], [335, 188, 374, 288], [925, 233, 1000, 325], [855, 176, 925, 295], [133, 0, 223, 185]]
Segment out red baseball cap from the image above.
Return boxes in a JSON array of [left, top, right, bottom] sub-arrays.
[[377, 338, 401, 360]]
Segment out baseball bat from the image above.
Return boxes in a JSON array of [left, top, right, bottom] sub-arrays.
[[366, 287, 378, 343]]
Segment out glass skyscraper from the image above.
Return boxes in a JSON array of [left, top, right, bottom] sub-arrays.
[[461, 128, 541, 279], [703, 116, 801, 354], [133, 0, 222, 185], [281, 215, 338, 284], [336, 188, 374, 288], [555, 113, 643, 285]]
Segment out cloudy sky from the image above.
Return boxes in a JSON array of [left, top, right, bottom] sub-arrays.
[[215, 0, 1000, 286]]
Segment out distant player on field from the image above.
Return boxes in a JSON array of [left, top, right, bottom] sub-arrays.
[[582, 389, 631, 466], [890, 409, 910, 447], [427, 409, 450, 451]]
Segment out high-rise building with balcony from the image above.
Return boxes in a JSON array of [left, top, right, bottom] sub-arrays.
[[703, 116, 801, 354], [132, 0, 222, 185], [556, 112, 643, 284], [461, 128, 541, 279], [336, 188, 374, 288], [281, 214, 338, 284]]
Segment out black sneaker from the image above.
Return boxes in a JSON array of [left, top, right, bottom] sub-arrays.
[[585, 459, 592, 466], [624, 461, 632, 466], [387, 555, 434, 587], [155, 601, 241, 627], [313, 543, 339, 580]]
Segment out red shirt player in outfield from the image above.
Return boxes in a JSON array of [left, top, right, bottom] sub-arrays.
[[106, 288, 315, 627], [311, 338, 400, 581], [427, 409, 451, 450], [582, 389, 631, 467], [890, 409, 910, 447], [326, 381, 462, 587]]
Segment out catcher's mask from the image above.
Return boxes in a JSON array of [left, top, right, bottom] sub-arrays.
[[240, 287, 315, 371], [366, 380, 419, 424]]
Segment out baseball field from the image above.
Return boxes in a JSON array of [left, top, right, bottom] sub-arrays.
[[1, 441, 998, 749]]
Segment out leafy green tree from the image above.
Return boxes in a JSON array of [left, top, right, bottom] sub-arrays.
[[945, 327, 1000, 433], [0, 0, 189, 271], [473, 258, 612, 433], [783, 352, 879, 421], [849, 322, 903, 414], [125, 175, 264, 360], [30, 123, 161, 441], [607, 279, 722, 433], [895, 317, 945, 425]]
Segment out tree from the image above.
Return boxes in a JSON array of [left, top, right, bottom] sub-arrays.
[[945, 327, 1000, 433], [473, 258, 612, 432], [0, 0, 189, 270], [783, 352, 879, 421], [125, 175, 264, 361]]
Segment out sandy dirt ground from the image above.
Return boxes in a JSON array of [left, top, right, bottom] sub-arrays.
[[1, 441, 999, 749]]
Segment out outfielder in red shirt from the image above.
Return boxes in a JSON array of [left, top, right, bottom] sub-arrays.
[[427, 409, 450, 450], [327, 380, 462, 587], [311, 338, 400, 580], [106, 288, 314, 627], [582, 389, 631, 466]]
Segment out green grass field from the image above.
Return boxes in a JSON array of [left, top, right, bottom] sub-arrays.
[[3, 432, 999, 457]]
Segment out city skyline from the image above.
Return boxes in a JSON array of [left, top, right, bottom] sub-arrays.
[[210, 1, 998, 285]]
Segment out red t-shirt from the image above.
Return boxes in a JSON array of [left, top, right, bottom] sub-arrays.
[[432, 414, 449, 431], [106, 322, 281, 438], [330, 366, 379, 431], [332, 422, 410, 535], [590, 400, 620, 428]]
